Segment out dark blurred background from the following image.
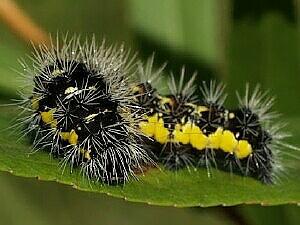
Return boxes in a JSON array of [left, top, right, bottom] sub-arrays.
[[0, 0, 299, 224]]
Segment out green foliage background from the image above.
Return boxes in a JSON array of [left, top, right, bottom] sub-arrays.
[[0, 0, 299, 224]]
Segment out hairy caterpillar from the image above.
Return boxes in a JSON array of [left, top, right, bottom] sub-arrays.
[[16, 36, 151, 184], [133, 56, 297, 184], [14, 35, 297, 185]]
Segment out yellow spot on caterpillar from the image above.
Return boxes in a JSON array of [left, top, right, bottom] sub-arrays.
[[132, 85, 142, 94], [60, 129, 78, 145], [139, 113, 254, 159], [139, 114, 169, 144], [68, 130, 78, 145], [173, 124, 188, 144], [139, 114, 158, 137], [207, 127, 223, 149], [154, 118, 169, 144], [40, 109, 57, 128], [41, 110, 54, 124], [185, 102, 198, 109], [173, 122, 208, 150], [60, 132, 69, 141], [197, 105, 208, 113], [84, 151, 91, 160], [219, 130, 238, 153], [89, 86, 96, 91], [84, 113, 98, 123], [180, 116, 186, 124], [190, 125, 208, 150], [80, 148, 91, 160], [52, 69, 65, 77], [229, 113, 235, 119], [159, 96, 172, 105], [51, 120, 57, 128], [173, 122, 191, 144], [235, 140, 252, 159], [31, 97, 39, 110], [65, 87, 78, 94]]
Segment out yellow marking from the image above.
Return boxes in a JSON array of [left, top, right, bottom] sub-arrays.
[[189, 124, 208, 150], [80, 148, 91, 160], [154, 118, 169, 144], [84, 113, 98, 123], [180, 116, 186, 124], [185, 102, 197, 107], [197, 105, 209, 113], [132, 85, 142, 93], [40, 109, 57, 128], [31, 97, 39, 110], [159, 96, 172, 105], [65, 87, 78, 94], [60, 129, 78, 145], [235, 140, 252, 159], [51, 120, 57, 128], [40, 110, 54, 124], [207, 127, 223, 149], [139, 114, 169, 144], [229, 113, 235, 119], [173, 123, 190, 144], [84, 151, 91, 160], [52, 69, 65, 77], [173, 122, 208, 150], [89, 86, 96, 91], [139, 113, 253, 159], [172, 125, 182, 142], [185, 102, 198, 110], [219, 130, 238, 153], [68, 130, 78, 145], [178, 121, 192, 144], [139, 114, 158, 137], [60, 131, 70, 141]]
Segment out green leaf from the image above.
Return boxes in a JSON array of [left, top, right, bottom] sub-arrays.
[[0, 173, 229, 225], [1, 106, 300, 207]]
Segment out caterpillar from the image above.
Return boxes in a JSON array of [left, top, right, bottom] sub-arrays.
[[133, 56, 297, 184], [16, 36, 151, 184], [15, 35, 297, 185]]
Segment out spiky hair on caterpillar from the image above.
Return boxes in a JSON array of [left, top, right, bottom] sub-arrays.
[[16, 35, 152, 185], [133, 59, 199, 170], [224, 85, 293, 184], [133, 56, 299, 184]]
